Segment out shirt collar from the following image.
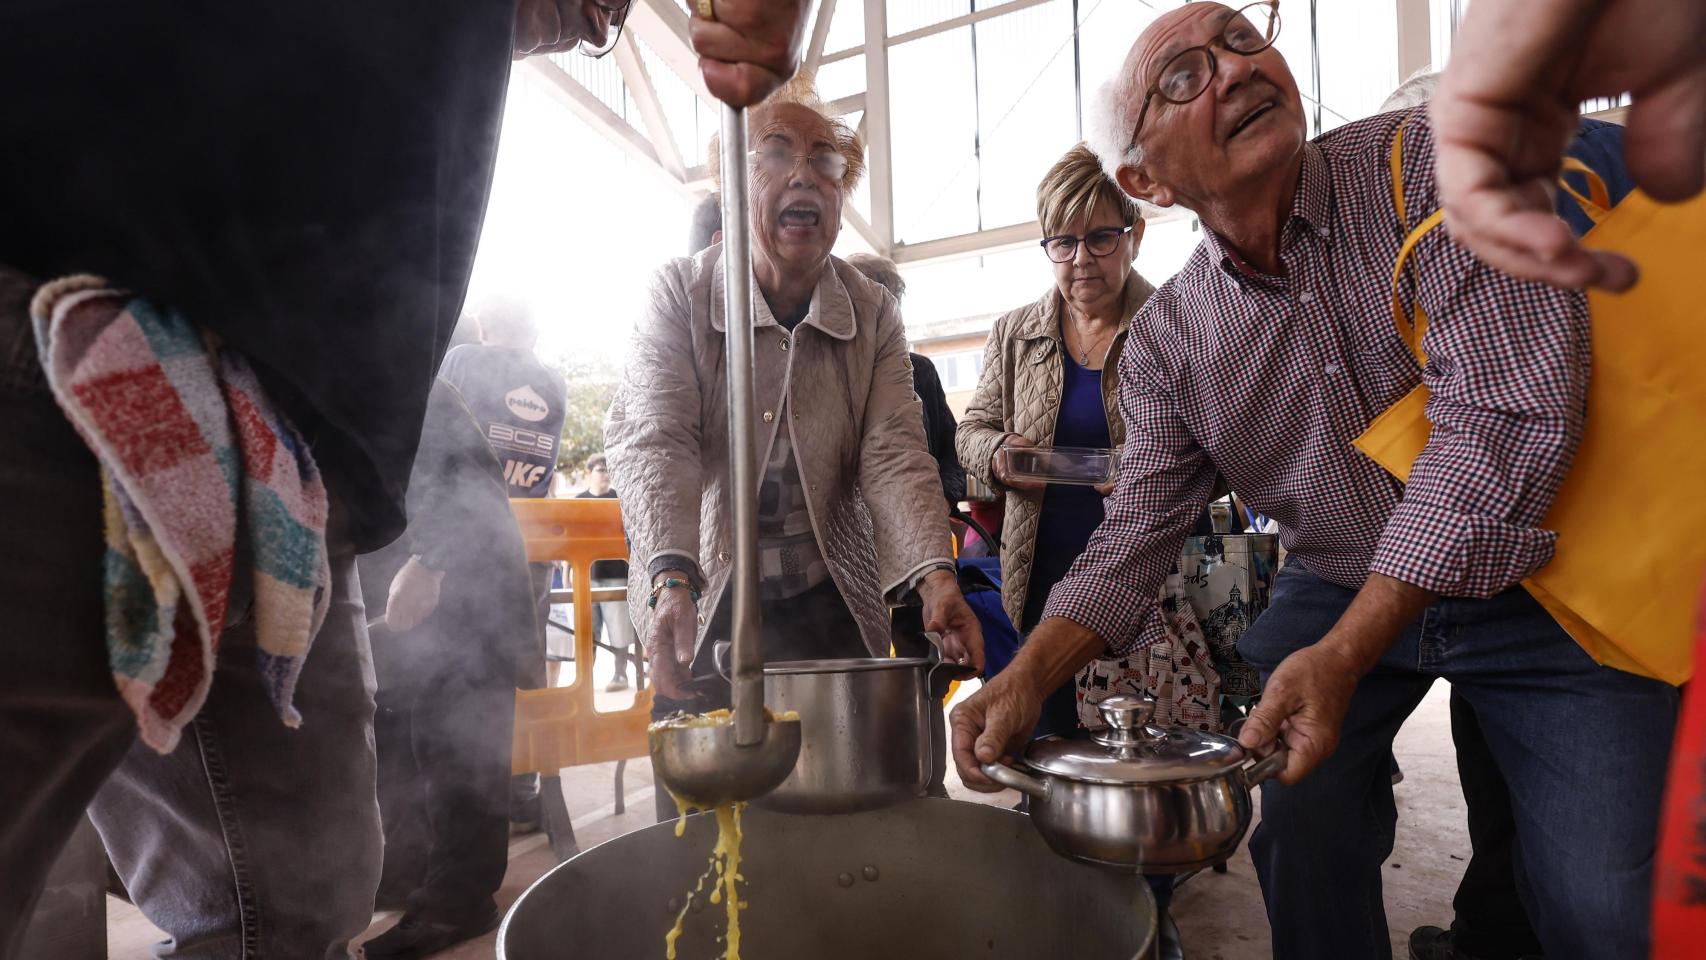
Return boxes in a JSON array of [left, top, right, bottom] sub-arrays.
[[710, 251, 857, 341], [1201, 141, 1334, 283]]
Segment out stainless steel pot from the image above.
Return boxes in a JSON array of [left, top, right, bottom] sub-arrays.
[[753, 652, 972, 814], [982, 695, 1286, 873], [498, 798, 1158, 959]]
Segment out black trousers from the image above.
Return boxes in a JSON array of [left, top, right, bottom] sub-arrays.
[[1449, 690, 1544, 959], [373, 612, 516, 921]]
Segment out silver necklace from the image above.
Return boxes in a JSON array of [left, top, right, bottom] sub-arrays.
[[1071, 323, 1113, 367]]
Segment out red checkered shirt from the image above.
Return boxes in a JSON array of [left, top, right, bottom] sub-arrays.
[[1043, 110, 1590, 656]]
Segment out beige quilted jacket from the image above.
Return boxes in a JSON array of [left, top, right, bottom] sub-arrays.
[[605, 246, 952, 658], [956, 272, 1155, 630]]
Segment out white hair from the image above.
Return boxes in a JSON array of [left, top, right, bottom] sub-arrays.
[[1380, 69, 1439, 113], [1084, 75, 1172, 218], [1085, 76, 1144, 184]]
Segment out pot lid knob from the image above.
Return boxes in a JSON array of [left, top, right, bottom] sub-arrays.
[[1091, 694, 1158, 750]]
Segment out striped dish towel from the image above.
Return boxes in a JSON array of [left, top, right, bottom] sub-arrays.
[[31, 275, 330, 753]]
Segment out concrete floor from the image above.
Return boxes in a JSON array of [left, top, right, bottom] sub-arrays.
[[107, 656, 1472, 959]]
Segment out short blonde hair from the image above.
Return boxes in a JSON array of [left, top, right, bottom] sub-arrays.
[[708, 72, 866, 194], [1037, 142, 1141, 236], [846, 253, 906, 300]]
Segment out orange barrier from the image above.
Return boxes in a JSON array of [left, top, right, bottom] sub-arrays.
[[509, 497, 652, 777]]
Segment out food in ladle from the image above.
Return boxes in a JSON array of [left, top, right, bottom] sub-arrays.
[[649, 708, 797, 960]]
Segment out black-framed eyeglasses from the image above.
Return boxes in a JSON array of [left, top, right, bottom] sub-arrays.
[[749, 146, 849, 184], [1040, 225, 1134, 263], [578, 0, 636, 58], [1126, 1, 1281, 150]]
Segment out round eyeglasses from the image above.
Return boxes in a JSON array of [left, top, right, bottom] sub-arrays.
[[578, 0, 636, 58], [1127, 1, 1282, 150], [749, 146, 849, 184], [1040, 225, 1134, 263]]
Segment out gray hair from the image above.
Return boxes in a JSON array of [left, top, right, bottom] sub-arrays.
[[689, 192, 721, 255], [1085, 75, 1145, 183], [1380, 69, 1438, 113], [1084, 73, 1173, 218], [846, 253, 906, 300]]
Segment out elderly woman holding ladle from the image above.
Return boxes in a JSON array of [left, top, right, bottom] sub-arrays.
[[605, 78, 985, 818]]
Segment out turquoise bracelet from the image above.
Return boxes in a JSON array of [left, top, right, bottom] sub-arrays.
[[647, 577, 701, 609]]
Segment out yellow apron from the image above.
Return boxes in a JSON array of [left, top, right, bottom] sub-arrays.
[[1352, 119, 1706, 685]]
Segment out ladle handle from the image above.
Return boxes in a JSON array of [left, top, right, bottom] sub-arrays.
[[720, 103, 764, 748], [980, 762, 1049, 801]]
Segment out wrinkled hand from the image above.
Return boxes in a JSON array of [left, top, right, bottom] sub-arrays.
[[918, 570, 984, 672], [385, 557, 445, 633], [992, 435, 1046, 492], [949, 669, 1044, 791], [688, 0, 811, 107], [513, 0, 619, 58], [1235, 643, 1363, 785], [1432, 0, 1706, 291], [646, 581, 700, 701]]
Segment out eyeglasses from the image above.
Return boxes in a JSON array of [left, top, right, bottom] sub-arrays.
[[1126, 1, 1282, 150], [578, 0, 635, 58], [1040, 225, 1134, 263], [749, 146, 849, 184]]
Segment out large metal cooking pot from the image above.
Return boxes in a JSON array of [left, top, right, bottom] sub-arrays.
[[982, 695, 1286, 873], [754, 651, 973, 814], [499, 798, 1158, 959]]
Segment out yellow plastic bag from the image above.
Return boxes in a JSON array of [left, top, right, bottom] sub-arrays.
[[1353, 120, 1706, 684]]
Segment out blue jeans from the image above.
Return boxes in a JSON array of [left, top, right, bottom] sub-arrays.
[[1238, 565, 1677, 960]]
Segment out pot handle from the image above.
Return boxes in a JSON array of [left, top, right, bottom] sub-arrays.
[[980, 762, 1050, 800], [925, 631, 980, 699], [1226, 717, 1289, 786]]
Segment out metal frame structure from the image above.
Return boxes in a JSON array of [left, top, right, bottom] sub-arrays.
[[529, 0, 1439, 267]]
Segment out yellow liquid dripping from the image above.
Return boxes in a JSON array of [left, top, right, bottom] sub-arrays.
[[661, 798, 746, 960]]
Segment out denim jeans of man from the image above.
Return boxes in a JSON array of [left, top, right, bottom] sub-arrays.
[[1238, 565, 1677, 960], [1445, 690, 1544, 959], [0, 267, 384, 959]]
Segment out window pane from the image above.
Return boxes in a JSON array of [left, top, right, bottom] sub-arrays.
[[888, 0, 969, 38], [1075, 0, 1165, 103], [825, 0, 866, 53], [889, 27, 981, 243], [974, 0, 1080, 229], [815, 53, 866, 103], [1269, 4, 1319, 136], [1317, 0, 1398, 128]]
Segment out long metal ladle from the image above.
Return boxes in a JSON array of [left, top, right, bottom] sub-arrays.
[[647, 105, 802, 807]]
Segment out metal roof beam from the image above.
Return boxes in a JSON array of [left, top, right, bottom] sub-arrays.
[[861, 0, 895, 252], [805, 0, 840, 73], [892, 221, 1042, 265], [625, 0, 714, 104], [821, 0, 1055, 66], [614, 33, 685, 179], [525, 58, 700, 197]]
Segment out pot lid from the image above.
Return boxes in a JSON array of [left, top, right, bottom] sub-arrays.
[[1021, 695, 1248, 784]]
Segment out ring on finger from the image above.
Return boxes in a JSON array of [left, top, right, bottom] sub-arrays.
[[696, 0, 715, 21]]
